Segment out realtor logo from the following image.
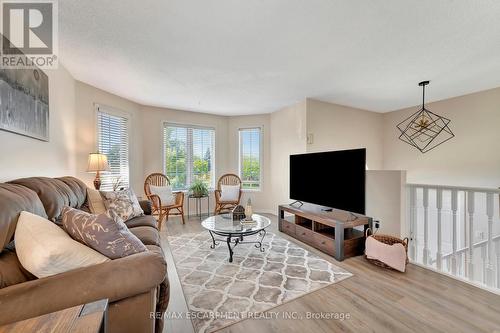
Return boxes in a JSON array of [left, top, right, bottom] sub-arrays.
[[0, 0, 58, 68]]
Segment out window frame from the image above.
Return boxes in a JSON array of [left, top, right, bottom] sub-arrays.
[[94, 104, 131, 191], [162, 122, 216, 191], [238, 126, 263, 192]]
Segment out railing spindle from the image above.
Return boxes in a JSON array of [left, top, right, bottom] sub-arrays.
[[436, 189, 443, 270], [451, 190, 458, 275], [409, 187, 417, 261], [423, 188, 430, 265], [486, 193, 495, 286], [481, 245, 487, 284], [496, 239, 500, 288], [467, 191, 475, 281]]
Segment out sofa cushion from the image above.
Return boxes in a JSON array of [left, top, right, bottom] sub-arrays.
[[0, 249, 36, 289], [15, 211, 109, 278], [0, 183, 47, 250], [139, 200, 152, 216], [129, 226, 160, 246], [125, 215, 158, 230], [145, 244, 164, 256], [8, 177, 87, 223], [57, 176, 87, 207]]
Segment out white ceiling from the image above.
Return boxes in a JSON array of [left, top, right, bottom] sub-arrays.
[[59, 0, 500, 115]]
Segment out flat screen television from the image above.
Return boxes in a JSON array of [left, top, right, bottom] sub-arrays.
[[289, 148, 366, 214]]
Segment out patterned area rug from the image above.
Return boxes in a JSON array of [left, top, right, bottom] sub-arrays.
[[168, 230, 352, 332]]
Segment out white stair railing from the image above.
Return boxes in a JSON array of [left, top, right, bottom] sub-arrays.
[[407, 184, 500, 291]]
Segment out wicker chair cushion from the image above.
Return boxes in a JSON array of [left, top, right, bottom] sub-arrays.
[[149, 185, 175, 206], [220, 185, 239, 201]]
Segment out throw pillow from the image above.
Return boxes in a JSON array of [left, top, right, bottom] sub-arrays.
[[100, 189, 144, 222], [149, 185, 175, 206], [61, 206, 147, 259], [15, 211, 109, 278], [87, 188, 106, 214], [220, 185, 240, 201]]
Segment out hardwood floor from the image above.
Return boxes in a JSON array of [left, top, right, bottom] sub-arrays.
[[161, 214, 500, 333]]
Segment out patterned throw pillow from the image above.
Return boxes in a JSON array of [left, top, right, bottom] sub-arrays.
[[61, 206, 147, 259], [100, 189, 144, 223]]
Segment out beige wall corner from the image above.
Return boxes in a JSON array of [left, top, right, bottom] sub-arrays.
[[366, 170, 407, 237], [305, 98, 384, 169], [270, 101, 307, 209], [74, 81, 143, 193]]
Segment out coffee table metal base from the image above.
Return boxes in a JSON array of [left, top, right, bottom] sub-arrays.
[[208, 229, 267, 263]]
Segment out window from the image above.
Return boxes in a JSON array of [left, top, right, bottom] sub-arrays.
[[97, 107, 130, 191], [239, 127, 262, 190], [163, 123, 215, 190]]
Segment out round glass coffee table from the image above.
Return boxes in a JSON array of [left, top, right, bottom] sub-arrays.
[[201, 214, 271, 262]]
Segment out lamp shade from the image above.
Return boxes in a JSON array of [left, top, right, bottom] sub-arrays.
[[87, 153, 111, 172]]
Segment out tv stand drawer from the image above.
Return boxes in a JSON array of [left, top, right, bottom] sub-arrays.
[[295, 225, 314, 243], [313, 233, 335, 256], [280, 220, 296, 236]]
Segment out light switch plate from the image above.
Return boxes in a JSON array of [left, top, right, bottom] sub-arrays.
[[307, 133, 314, 144]]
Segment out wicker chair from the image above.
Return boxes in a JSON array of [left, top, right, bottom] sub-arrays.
[[144, 173, 185, 229], [214, 174, 242, 215]]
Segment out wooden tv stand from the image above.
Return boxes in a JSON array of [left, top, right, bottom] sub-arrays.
[[278, 204, 372, 261]]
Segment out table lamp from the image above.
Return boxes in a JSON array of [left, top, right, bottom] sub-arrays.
[[87, 153, 110, 190]]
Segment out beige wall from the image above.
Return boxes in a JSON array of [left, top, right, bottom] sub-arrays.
[[74, 81, 143, 193], [366, 170, 406, 236], [0, 65, 76, 182], [269, 101, 307, 210], [383, 86, 500, 188], [306, 99, 384, 169]]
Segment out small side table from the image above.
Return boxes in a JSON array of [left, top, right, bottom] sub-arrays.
[[0, 299, 108, 333], [187, 194, 209, 219]]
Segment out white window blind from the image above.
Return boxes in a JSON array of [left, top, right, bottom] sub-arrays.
[[97, 108, 130, 191], [239, 127, 262, 190], [163, 123, 215, 190]]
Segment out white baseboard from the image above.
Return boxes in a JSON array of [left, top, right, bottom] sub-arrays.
[[255, 209, 277, 216]]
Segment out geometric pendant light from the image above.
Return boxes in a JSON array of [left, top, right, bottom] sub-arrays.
[[397, 81, 454, 153]]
